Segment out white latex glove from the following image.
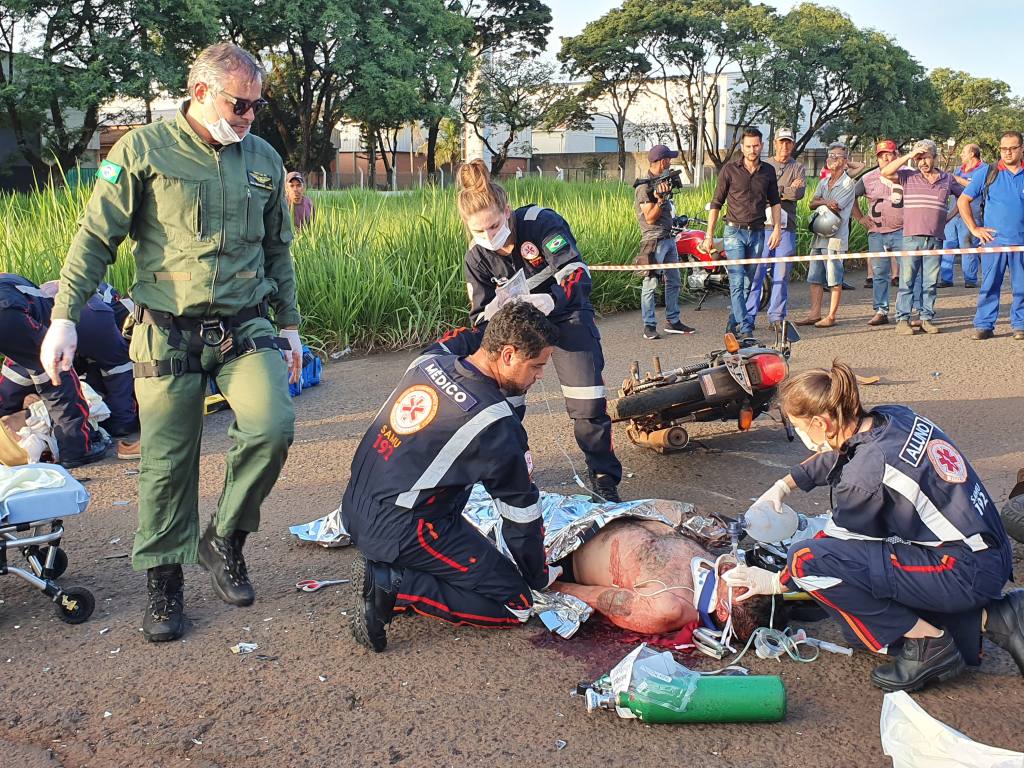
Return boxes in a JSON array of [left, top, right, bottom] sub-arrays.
[[520, 293, 555, 316], [723, 565, 784, 603], [482, 293, 514, 322], [755, 478, 792, 513], [40, 319, 78, 385], [545, 564, 563, 588], [280, 328, 302, 384]]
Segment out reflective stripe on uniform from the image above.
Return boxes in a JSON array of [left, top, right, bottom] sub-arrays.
[[102, 362, 134, 377], [554, 261, 589, 282], [882, 464, 988, 551], [405, 353, 439, 373], [560, 384, 605, 400], [1, 363, 34, 386], [395, 400, 513, 508], [791, 574, 844, 591], [506, 394, 526, 410], [524, 205, 546, 221], [494, 498, 541, 523], [526, 267, 554, 290]]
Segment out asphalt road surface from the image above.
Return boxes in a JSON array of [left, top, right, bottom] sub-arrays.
[[2, 270, 1023, 767]]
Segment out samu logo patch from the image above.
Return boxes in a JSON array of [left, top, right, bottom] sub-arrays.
[[247, 170, 273, 190]]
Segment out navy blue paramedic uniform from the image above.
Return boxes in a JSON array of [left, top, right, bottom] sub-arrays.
[[341, 352, 549, 627], [464, 204, 621, 483], [781, 406, 1012, 664], [0, 274, 102, 463], [1, 282, 138, 436]]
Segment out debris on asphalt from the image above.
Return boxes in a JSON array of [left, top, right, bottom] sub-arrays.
[[112, 501, 130, 507], [230, 642, 259, 654], [555, 739, 567, 751], [330, 347, 352, 360]]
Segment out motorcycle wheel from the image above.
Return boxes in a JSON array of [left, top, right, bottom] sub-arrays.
[[608, 379, 704, 422]]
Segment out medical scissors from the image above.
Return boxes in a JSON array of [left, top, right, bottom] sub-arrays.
[[296, 578, 350, 592]]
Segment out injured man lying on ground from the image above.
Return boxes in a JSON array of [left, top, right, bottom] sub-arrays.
[[294, 487, 780, 646]]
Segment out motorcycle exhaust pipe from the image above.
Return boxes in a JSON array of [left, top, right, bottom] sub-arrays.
[[630, 426, 690, 454]]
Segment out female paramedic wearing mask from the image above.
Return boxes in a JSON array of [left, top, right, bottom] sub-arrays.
[[724, 360, 1024, 692], [456, 159, 622, 504]]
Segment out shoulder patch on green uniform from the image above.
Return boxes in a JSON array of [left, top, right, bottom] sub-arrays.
[[544, 234, 567, 253], [247, 170, 274, 190], [98, 160, 123, 184]]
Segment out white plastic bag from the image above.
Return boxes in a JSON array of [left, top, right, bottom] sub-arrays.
[[881, 691, 1024, 768]]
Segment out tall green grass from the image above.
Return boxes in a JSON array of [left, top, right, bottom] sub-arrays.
[[0, 177, 866, 352]]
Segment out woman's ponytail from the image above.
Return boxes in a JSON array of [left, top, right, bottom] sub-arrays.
[[456, 159, 509, 223], [779, 359, 865, 440]]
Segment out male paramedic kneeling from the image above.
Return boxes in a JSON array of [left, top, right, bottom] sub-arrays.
[[342, 303, 559, 652], [39, 42, 303, 643], [725, 362, 1024, 692]]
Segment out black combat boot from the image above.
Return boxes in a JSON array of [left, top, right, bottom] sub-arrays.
[[198, 521, 255, 607], [350, 553, 401, 652], [869, 631, 965, 692], [143, 564, 184, 643], [587, 470, 621, 504], [984, 589, 1024, 675]]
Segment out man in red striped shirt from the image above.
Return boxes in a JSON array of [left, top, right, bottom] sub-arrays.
[[881, 140, 964, 335]]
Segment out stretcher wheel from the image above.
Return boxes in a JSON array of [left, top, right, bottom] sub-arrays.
[[41, 546, 68, 579], [55, 586, 95, 624]]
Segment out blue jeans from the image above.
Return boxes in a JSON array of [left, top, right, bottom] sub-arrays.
[[974, 251, 1024, 330], [868, 230, 902, 314], [723, 225, 763, 333], [896, 236, 941, 321], [746, 229, 796, 326], [806, 247, 845, 287], [941, 218, 979, 285], [640, 238, 681, 326]]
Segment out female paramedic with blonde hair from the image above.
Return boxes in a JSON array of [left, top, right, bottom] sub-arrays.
[[453, 159, 622, 503], [724, 361, 1024, 692]]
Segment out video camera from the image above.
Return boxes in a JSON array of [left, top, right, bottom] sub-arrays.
[[632, 168, 684, 200]]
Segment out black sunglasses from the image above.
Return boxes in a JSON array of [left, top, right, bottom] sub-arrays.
[[218, 90, 269, 117]]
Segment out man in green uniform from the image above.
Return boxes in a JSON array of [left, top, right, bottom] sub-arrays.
[[39, 42, 303, 643]]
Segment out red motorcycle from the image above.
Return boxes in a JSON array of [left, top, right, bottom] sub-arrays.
[[673, 215, 769, 312]]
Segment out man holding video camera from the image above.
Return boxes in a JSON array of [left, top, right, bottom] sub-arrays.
[[634, 144, 696, 340]]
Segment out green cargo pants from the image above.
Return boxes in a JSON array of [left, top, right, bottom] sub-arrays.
[[129, 316, 295, 570]]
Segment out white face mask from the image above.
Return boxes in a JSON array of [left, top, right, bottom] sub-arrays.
[[794, 424, 829, 453], [203, 116, 245, 145], [473, 219, 511, 251]]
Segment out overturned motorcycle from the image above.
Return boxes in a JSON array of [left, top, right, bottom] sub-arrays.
[[607, 323, 799, 454]]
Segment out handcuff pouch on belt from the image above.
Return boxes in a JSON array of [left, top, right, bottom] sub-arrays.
[[131, 301, 285, 378]]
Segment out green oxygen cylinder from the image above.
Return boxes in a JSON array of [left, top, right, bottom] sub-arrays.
[[615, 674, 787, 724]]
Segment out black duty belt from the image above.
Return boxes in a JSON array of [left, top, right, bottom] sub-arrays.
[[132, 302, 286, 378]]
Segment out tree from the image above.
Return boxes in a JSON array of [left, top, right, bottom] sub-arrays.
[[768, 4, 950, 154], [558, 6, 652, 175], [0, 1, 136, 179], [460, 54, 563, 174], [419, 0, 551, 175], [930, 68, 1024, 163]]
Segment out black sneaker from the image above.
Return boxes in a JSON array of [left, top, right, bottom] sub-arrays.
[[863, 276, 873, 288], [937, 281, 954, 288], [350, 553, 401, 652], [985, 589, 1024, 674], [143, 564, 184, 643], [198, 521, 255, 607], [869, 631, 965, 692], [965, 282, 978, 289], [642, 325, 660, 340], [663, 321, 696, 335], [62, 439, 110, 469], [587, 470, 622, 503]]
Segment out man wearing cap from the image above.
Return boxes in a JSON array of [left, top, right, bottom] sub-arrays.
[[744, 128, 805, 332], [634, 144, 695, 339], [881, 139, 964, 335], [704, 127, 782, 336], [940, 144, 986, 288], [286, 171, 315, 231], [958, 131, 1024, 341], [853, 139, 904, 326]]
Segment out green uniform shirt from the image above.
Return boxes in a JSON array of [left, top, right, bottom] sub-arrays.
[[54, 103, 299, 327]]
